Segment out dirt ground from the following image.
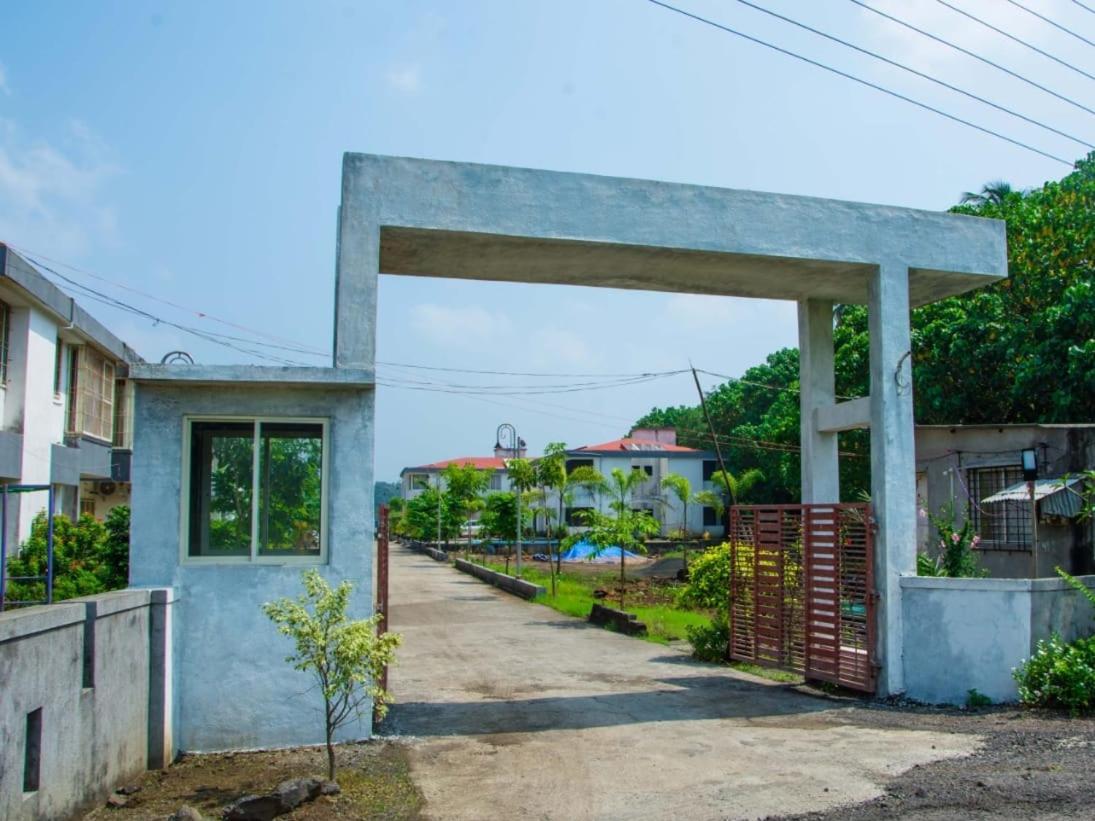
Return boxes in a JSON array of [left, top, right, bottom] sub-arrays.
[[781, 703, 1095, 820], [82, 743, 423, 820]]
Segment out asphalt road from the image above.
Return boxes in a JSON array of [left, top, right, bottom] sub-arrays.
[[380, 547, 980, 820]]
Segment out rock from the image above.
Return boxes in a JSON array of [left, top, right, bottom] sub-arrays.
[[118, 784, 142, 795], [320, 781, 341, 796], [273, 777, 323, 810], [221, 794, 282, 821], [170, 806, 206, 821], [106, 793, 129, 808], [222, 778, 324, 820]]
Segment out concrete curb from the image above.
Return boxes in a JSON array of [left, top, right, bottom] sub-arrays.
[[453, 559, 546, 600]]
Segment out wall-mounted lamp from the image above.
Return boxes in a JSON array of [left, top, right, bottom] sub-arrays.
[[1021, 448, 1038, 482]]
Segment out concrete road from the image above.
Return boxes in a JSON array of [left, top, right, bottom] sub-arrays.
[[382, 548, 979, 820]]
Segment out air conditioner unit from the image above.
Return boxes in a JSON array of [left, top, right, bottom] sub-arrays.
[[97, 481, 117, 496]]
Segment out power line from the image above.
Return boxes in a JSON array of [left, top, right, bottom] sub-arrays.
[[379, 360, 689, 379], [849, 0, 1095, 119], [10, 244, 329, 357], [1003, 0, 1095, 49], [646, 0, 1073, 165], [731, 0, 1093, 149], [1071, 0, 1095, 17], [27, 256, 313, 366], [932, 0, 1095, 83]]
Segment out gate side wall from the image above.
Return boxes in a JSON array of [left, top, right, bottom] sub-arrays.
[[901, 575, 1095, 704]]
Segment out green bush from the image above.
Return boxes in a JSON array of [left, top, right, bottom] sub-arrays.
[[1014, 633, 1095, 713], [5, 508, 129, 603], [686, 616, 729, 662], [676, 542, 732, 610]]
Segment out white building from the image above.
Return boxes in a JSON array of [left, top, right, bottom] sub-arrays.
[[0, 244, 141, 545], [400, 438, 526, 501], [560, 428, 724, 537]]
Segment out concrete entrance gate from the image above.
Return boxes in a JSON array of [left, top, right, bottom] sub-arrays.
[[335, 154, 1007, 697]]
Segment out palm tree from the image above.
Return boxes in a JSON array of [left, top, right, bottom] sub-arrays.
[[960, 180, 1013, 206], [660, 473, 692, 539], [709, 468, 764, 534], [607, 467, 648, 515]]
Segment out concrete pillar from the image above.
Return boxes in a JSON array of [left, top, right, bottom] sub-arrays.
[[798, 299, 839, 503], [868, 261, 917, 695], [146, 588, 175, 769], [333, 154, 380, 370]]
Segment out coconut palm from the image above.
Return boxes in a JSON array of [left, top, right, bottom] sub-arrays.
[[960, 180, 1013, 206], [660, 473, 692, 539]]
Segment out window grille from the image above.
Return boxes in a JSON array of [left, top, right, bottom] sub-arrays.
[[74, 348, 115, 441], [967, 465, 1031, 549]]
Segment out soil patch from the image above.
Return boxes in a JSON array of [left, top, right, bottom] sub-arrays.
[[82, 742, 423, 820], [777, 705, 1095, 820]]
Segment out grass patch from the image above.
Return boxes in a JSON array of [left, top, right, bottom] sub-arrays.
[[729, 661, 804, 684], [475, 557, 711, 644]]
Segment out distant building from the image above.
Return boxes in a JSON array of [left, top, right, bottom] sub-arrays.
[[399, 437, 526, 501], [0, 244, 142, 545], [561, 428, 722, 537], [915, 424, 1095, 577]]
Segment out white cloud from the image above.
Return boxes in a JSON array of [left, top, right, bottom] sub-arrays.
[[410, 303, 512, 348], [0, 119, 119, 256], [0, 62, 9, 95], [385, 65, 422, 94]]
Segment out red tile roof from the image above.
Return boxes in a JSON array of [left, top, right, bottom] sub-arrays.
[[412, 456, 507, 471], [572, 437, 700, 453]]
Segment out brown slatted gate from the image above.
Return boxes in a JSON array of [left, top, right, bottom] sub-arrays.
[[728, 504, 876, 693]]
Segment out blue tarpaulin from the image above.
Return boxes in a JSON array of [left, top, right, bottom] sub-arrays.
[[559, 540, 642, 563]]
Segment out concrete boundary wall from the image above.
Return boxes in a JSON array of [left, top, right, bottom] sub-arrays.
[[453, 558, 546, 600], [902, 575, 1095, 704], [0, 588, 174, 821]]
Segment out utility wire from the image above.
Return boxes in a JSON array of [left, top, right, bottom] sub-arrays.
[[932, 0, 1095, 83], [11, 244, 329, 357], [646, 0, 1073, 165], [731, 0, 1093, 149], [379, 360, 690, 379], [1003, 0, 1095, 49], [849, 0, 1095, 119], [1071, 0, 1095, 16]]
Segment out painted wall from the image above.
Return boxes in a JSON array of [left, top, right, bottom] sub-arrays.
[[901, 575, 1095, 704], [0, 588, 173, 821], [129, 381, 375, 752]]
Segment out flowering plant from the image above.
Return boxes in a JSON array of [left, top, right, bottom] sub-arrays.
[[916, 502, 987, 578]]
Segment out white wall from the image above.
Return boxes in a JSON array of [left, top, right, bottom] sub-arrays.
[[10, 307, 68, 543]]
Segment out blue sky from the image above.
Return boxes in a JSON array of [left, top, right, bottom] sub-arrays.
[[1, 0, 1090, 479]]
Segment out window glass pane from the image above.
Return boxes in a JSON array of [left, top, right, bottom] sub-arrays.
[[258, 422, 323, 556], [188, 421, 254, 557]]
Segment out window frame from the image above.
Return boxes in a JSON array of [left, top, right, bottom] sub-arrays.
[[180, 415, 330, 566], [966, 464, 1031, 550]]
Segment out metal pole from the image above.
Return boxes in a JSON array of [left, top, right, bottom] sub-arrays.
[[436, 475, 442, 551], [515, 466, 522, 578], [47, 487, 55, 604], [1029, 480, 1039, 579]]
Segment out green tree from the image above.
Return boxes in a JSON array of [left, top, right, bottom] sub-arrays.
[[6, 509, 131, 603], [264, 570, 401, 781], [535, 442, 569, 595], [660, 473, 692, 539], [404, 486, 461, 544], [709, 468, 765, 511], [578, 507, 660, 610], [441, 463, 490, 554], [505, 458, 537, 545]]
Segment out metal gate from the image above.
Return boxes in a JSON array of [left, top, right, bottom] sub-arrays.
[[728, 504, 877, 693]]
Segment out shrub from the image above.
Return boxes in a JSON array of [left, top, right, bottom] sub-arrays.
[[919, 503, 986, 578], [686, 616, 729, 662], [5, 509, 130, 603], [1013, 633, 1095, 713], [676, 542, 732, 611]]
